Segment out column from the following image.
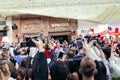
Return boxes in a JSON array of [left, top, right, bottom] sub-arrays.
[[6, 17, 13, 43]]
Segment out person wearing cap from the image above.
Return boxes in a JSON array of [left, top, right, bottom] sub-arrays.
[[14, 47, 28, 66], [9, 42, 16, 57]]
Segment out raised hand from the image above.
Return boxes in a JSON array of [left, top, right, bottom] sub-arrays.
[[32, 39, 44, 51]]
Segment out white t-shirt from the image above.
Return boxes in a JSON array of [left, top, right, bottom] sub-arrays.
[[7, 77, 16, 80], [89, 48, 101, 61], [9, 47, 15, 57], [30, 47, 38, 57]]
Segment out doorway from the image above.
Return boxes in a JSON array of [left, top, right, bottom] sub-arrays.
[[51, 35, 71, 44]]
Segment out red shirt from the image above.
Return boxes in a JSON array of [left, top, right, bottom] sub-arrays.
[[45, 50, 51, 58], [54, 46, 58, 51]]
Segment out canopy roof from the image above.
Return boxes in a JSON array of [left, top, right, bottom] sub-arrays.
[[0, 0, 120, 23]]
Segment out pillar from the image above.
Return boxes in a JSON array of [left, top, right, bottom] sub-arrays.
[[6, 17, 13, 43]]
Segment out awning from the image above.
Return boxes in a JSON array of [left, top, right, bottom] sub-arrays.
[[1, 0, 120, 23]]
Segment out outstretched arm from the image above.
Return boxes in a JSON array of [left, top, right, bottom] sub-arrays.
[[32, 39, 48, 80]]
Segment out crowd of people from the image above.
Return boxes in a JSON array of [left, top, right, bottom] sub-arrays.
[[0, 35, 120, 80]]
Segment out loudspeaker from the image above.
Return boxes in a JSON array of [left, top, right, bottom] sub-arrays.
[[12, 23, 17, 30]]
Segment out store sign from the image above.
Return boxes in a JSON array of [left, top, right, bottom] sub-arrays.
[[52, 23, 69, 27]]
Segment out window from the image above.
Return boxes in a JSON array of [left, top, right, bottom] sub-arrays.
[[0, 21, 6, 25], [0, 31, 7, 36]]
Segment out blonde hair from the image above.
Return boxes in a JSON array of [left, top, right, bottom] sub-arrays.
[[0, 63, 11, 80]]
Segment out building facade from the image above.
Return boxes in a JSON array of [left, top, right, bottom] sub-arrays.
[[12, 15, 78, 43]]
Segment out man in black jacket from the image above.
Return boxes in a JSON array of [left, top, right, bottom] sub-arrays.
[[32, 39, 48, 80]]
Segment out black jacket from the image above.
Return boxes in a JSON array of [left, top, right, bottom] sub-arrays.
[[32, 51, 48, 80]]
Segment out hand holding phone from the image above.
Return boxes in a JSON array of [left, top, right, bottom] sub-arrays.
[[32, 39, 44, 51]]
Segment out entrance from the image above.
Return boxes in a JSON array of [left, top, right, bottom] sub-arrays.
[[49, 31, 72, 43], [52, 35, 71, 44]]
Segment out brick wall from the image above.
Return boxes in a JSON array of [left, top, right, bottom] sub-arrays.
[[12, 15, 78, 42]]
